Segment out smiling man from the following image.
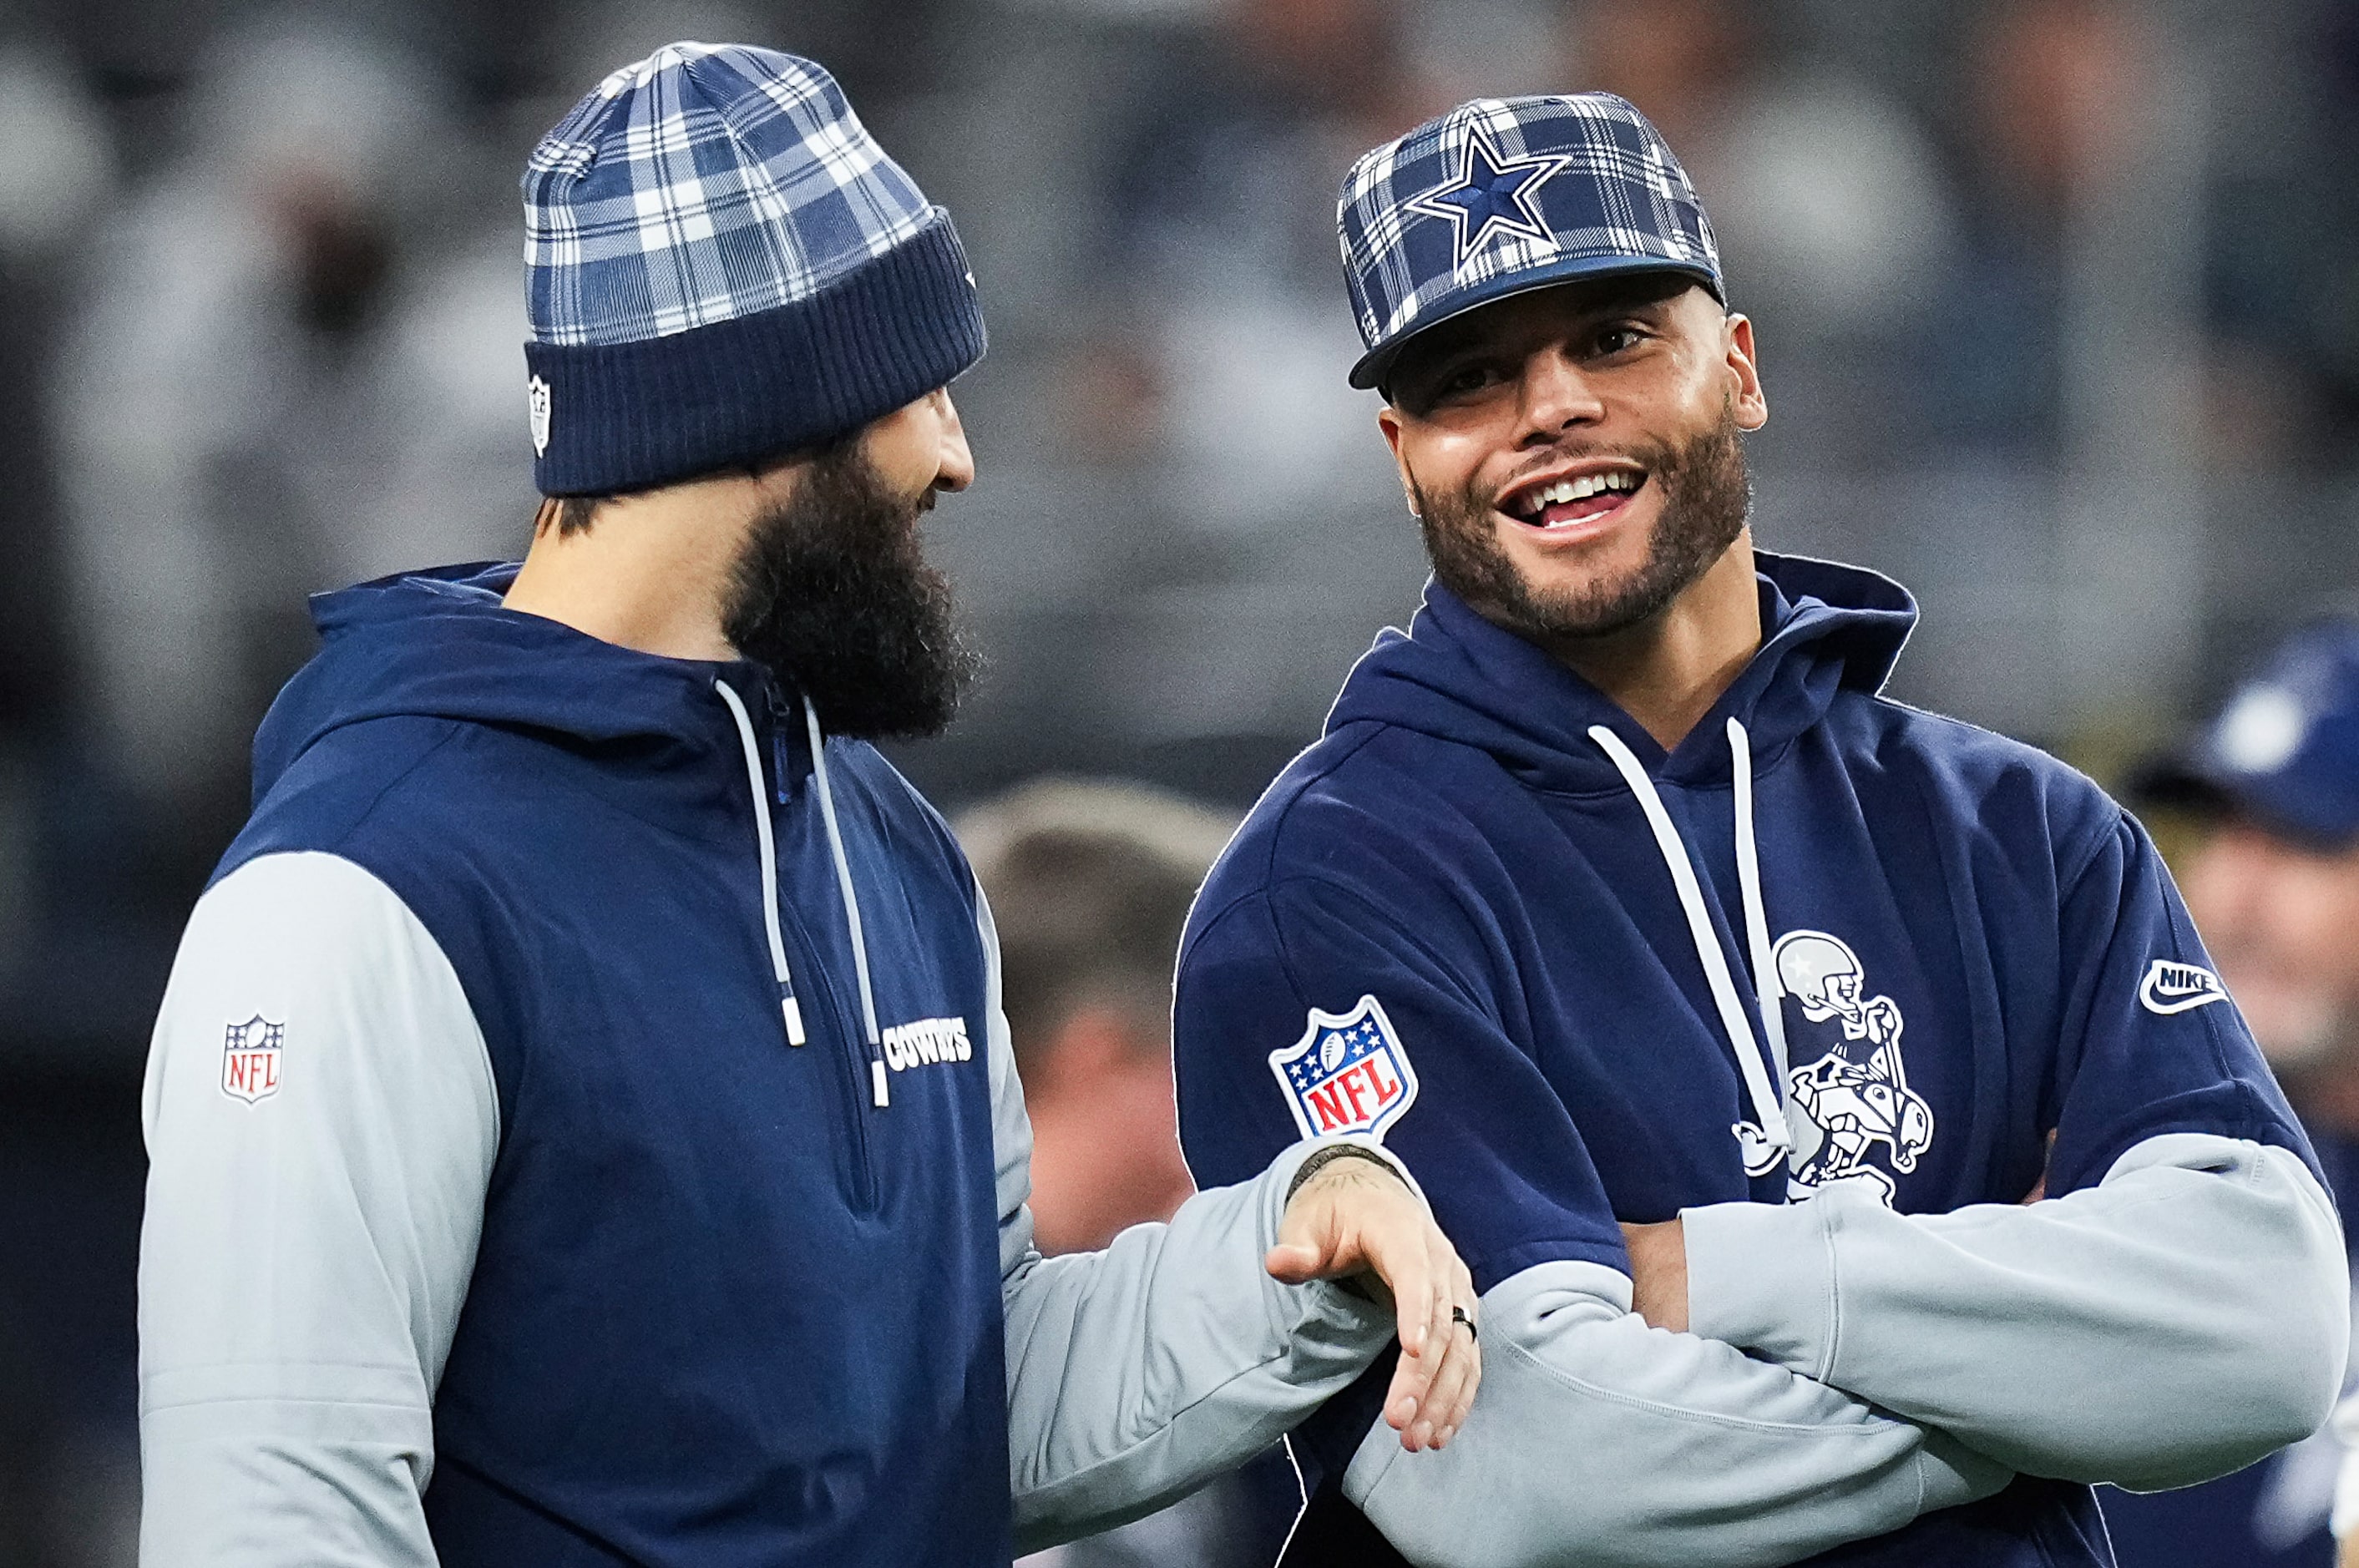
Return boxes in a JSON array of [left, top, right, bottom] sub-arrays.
[[1171, 94, 2349, 1566]]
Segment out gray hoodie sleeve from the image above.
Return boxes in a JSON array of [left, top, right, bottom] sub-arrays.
[[1330, 1257, 2011, 1568], [138, 851, 498, 1568], [980, 892, 1400, 1554], [1683, 1132, 2351, 1490]]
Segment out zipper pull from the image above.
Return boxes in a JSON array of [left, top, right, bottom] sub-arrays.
[[764, 681, 796, 804], [870, 1059, 890, 1108]]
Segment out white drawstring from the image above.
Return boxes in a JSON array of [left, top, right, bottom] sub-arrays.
[[1587, 721, 1791, 1173], [805, 699, 888, 1109], [1727, 717, 1790, 1086], [714, 680, 807, 1047]]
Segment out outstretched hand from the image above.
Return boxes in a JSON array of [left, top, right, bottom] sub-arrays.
[[1267, 1152, 1481, 1453]]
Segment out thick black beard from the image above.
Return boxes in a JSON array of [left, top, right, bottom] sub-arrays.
[[721, 442, 976, 740], [1413, 406, 1752, 646]]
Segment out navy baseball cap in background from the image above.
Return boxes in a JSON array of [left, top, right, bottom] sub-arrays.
[[2135, 620, 2359, 849], [1337, 94, 1723, 393]]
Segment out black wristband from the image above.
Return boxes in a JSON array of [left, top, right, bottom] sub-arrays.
[[1285, 1143, 1406, 1205]]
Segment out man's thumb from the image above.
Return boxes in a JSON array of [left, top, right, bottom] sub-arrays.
[[1265, 1242, 1324, 1282]]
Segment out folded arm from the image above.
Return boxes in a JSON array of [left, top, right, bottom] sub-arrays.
[[1337, 1257, 2011, 1568], [1681, 1132, 2349, 1490], [1173, 879, 2010, 1567]]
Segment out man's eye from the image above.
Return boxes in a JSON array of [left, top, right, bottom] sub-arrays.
[[1593, 326, 1645, 357], [1440, 363, 1501, 397]]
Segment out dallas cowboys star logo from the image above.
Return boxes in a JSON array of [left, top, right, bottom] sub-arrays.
[[1404, 124, 1571, 267]]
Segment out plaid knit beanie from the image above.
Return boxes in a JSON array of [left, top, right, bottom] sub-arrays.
[[521, 43, 986, 495]]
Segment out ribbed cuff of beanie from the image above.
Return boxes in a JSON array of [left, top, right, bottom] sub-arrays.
[[525, 208, 986, 496]]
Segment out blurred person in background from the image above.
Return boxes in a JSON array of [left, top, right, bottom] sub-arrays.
[[963, 778, 1306, 1568], [2109, 621, 2359, 1568], [959, 778, 1234, 1257], [1101, 0, 1440, 521], [52, 17, 529, 857], [1067, 0, 1452, 758], [1561, 0, 1960, 464], [0, 33, 142, 1568], [1921, 0, 2149, 453]]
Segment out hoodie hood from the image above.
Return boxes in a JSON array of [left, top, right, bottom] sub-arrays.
[[1328, 550, 1916, 792], [251, 563, 766, 805]]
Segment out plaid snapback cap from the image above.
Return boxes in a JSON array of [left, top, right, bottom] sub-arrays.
[[1339, 94, 1721, 392], [522, 43, 985, 494]]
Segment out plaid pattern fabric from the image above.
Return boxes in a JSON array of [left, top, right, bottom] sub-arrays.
[[524, 43, 939, 348], [517, 40, 984, 495], [1337, 94, 1721, 388]]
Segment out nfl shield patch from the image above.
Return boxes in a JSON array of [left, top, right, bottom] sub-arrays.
[[1268, 995, 1420, 1141], [220, 1015, 284, 1104], [527, 375, 553, 457]]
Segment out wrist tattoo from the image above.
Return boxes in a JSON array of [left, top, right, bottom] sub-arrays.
[[1286, 1143, 1406, 1205]]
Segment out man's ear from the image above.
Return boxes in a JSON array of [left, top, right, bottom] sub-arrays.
[[1377, 407, 1421, 518], [1725, 311, 1768, 432]]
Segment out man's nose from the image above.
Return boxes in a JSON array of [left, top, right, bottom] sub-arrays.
[[935, 390, 975, 493], [1515, 349, 1606, 446]]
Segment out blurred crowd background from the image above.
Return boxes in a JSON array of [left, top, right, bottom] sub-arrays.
[[2, 0, 2356, 1562]]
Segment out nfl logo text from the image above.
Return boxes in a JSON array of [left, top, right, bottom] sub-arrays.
[[220, 1015, 284, 1104], [1268, 995, 1420, 1141]]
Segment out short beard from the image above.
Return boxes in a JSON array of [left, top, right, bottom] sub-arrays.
[[721, 441, 976, 740], [1413, 404, 1753, 647]]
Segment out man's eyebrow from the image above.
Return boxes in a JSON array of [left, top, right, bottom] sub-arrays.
[[1566, 291, 1679, 321], [1395, 286, 1686, 391]]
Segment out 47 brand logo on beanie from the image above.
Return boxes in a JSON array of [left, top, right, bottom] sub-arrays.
[[521, 43, 985, 495]]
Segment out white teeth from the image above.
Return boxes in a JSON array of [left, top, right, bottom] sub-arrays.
[[1516, 470, 1642, 517]]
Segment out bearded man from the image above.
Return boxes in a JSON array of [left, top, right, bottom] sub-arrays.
[[1171, 94, 2348, 1567], [132, 45, 1481, 1568]]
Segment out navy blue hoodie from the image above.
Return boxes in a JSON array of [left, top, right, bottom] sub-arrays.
[[1175, 553, 2318, 1566], [220, 565, 1010, 1566]]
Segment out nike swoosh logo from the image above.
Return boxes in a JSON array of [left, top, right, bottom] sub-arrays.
[[2139, 959, 2229, 1016]]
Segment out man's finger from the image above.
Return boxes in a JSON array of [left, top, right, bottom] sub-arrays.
[[1377, 1226, 1469, 1446], [1263, 1241, 1324, 1283], [1358, 1222, 1442, 1435], [1425, 1255, 1453, 1373], [1384, 1326, 1440, 1442], [1414, 1309, 1479, 1447], [1375, 1221, 1435, 1363], [1407, 1238, 1471, 1444], [1432, 1266, 1482, 1438]]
